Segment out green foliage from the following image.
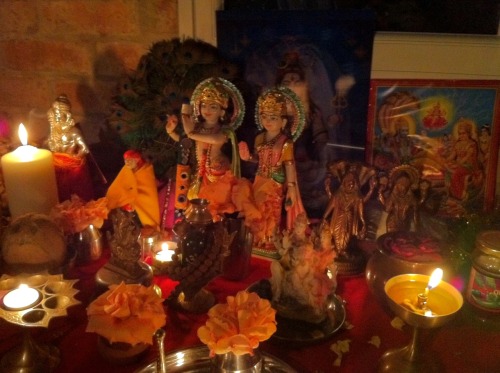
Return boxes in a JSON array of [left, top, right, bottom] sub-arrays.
[[446, 209, 500, 275]]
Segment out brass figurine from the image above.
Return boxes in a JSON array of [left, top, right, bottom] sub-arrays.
[[47, 94, 89, 158], [378, 165, 430, 233], [95, 209, 153, 293], [322, 161, 376, 275]]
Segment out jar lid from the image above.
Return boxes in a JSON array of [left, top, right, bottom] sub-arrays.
[[476, 230, 500, 255]]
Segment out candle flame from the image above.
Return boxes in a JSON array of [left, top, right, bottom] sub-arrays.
[[427, 268, 443, 290], [18, 123, 28, 146], [161, 242, 169, 251]]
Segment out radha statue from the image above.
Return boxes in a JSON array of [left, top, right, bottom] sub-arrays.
[[238, 86, 306, 256]]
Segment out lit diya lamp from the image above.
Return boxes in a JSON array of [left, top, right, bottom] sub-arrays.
[[379, 268, 463, 373]]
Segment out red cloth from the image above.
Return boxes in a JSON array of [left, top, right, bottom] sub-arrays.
[[53, 153, 94, 202], [0, 254, 498, 373]]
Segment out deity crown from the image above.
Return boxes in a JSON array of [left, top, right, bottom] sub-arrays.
[[258, 92, 287, 116], [199, 83, 229, 109]]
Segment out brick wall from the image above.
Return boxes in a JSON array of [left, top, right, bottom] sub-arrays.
[[0, 0, 178, 145]]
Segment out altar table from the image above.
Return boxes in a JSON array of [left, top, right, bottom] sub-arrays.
[[0, 253, 498, 373]]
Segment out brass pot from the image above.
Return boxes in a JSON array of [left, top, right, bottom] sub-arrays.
[[365, 232, 453, 306], [97, 336, 149, 365]]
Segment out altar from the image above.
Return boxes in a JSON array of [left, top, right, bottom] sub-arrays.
[[0, 249, 498, 373]]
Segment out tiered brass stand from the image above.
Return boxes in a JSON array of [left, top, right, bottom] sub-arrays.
[[0, 274, 79, 373]]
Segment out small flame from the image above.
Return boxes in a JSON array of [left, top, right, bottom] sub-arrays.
[[427, 268, 443, 290], [18, 123, 28, 146]]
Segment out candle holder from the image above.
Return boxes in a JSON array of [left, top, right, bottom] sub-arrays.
[[151, 241, 177, 275], [378, 273, 463, 373], [0, 273, 80, 373]]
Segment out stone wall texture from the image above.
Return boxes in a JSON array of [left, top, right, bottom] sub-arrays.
[[0, 0, 178, 144]]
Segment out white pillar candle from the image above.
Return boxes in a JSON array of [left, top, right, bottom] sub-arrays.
[[1, 124, 59, 218]]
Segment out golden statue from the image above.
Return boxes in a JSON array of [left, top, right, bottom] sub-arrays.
[[378, 165, 430, 233]]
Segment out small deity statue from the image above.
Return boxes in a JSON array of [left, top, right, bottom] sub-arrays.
[[106, 150, 160, 230], [238, 86, 307, 255], [47, 94, 89, 157], [47, 94, 94, 201], [165, 77, 245, 205], [270, 213, 337, 323], [378, 165, 430, 233], [322, 161, 376, 255], [95, 209, 153, 293]]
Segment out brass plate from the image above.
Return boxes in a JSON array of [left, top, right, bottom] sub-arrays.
[[136, 345, 296, 373], [248, 279, 346, 344]]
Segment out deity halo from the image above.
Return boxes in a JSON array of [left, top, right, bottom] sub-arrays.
[[190, 77, 245, 130], [255, 85, 306, 142], [389, 164, 420, 190]]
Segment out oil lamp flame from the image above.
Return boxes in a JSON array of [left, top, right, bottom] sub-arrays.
[[418, 268, 444, 310], [18, 123, 28, 146], [427, 268, 443, 290]]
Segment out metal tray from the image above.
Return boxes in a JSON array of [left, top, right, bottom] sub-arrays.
[[248, 279, 346, 344], [135, 345, 296, 373]]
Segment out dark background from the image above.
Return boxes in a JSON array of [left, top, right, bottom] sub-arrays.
[[224, 0, 500, 35]]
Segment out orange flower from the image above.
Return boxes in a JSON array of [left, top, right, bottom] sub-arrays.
[[197, 291, 276, 357], [86, 282, 166, 345], [50, 194, 109, 234]]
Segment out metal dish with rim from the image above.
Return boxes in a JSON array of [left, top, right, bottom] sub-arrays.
[[248, 279, 346, 344], [135, 345, 296, 373]]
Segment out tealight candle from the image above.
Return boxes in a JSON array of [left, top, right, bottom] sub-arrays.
[[155, 242, 176, 263], [2, 284, 41, 310], [152, 241, 177, 273], [1, 124, 58, 218]]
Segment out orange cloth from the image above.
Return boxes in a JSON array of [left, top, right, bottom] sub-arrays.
[[106, 163, 160, 229]]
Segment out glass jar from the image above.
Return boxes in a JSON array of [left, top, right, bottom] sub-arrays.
[[465, 230, 500, 317]]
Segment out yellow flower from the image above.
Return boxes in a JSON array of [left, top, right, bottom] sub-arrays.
[[86, 282, 166, 345], [197, 291, 277, 357]]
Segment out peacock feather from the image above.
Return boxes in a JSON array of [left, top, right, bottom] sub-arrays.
[[107, 38, 242, 179]]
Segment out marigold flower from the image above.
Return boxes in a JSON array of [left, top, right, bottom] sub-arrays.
[[197, 291, 276, 357], [86, 282, 166, 345], [50, 194, 109, 234]]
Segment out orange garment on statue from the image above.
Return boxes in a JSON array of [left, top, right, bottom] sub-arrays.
[[106, 163, 160, 229]]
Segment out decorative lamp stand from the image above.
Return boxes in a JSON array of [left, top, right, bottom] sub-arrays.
[[378, 272, 463, 373], [0, 274, 80, 373]]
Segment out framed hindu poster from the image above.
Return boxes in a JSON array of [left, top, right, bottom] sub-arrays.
[[366, 79, 500, 217], [217, 9, 376, 218]]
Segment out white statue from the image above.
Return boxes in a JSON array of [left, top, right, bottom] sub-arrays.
[[270, 213, 337, 323]]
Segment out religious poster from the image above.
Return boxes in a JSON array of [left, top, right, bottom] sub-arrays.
[[216, 9, 376, 218], [366, 79, 500, 217]]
